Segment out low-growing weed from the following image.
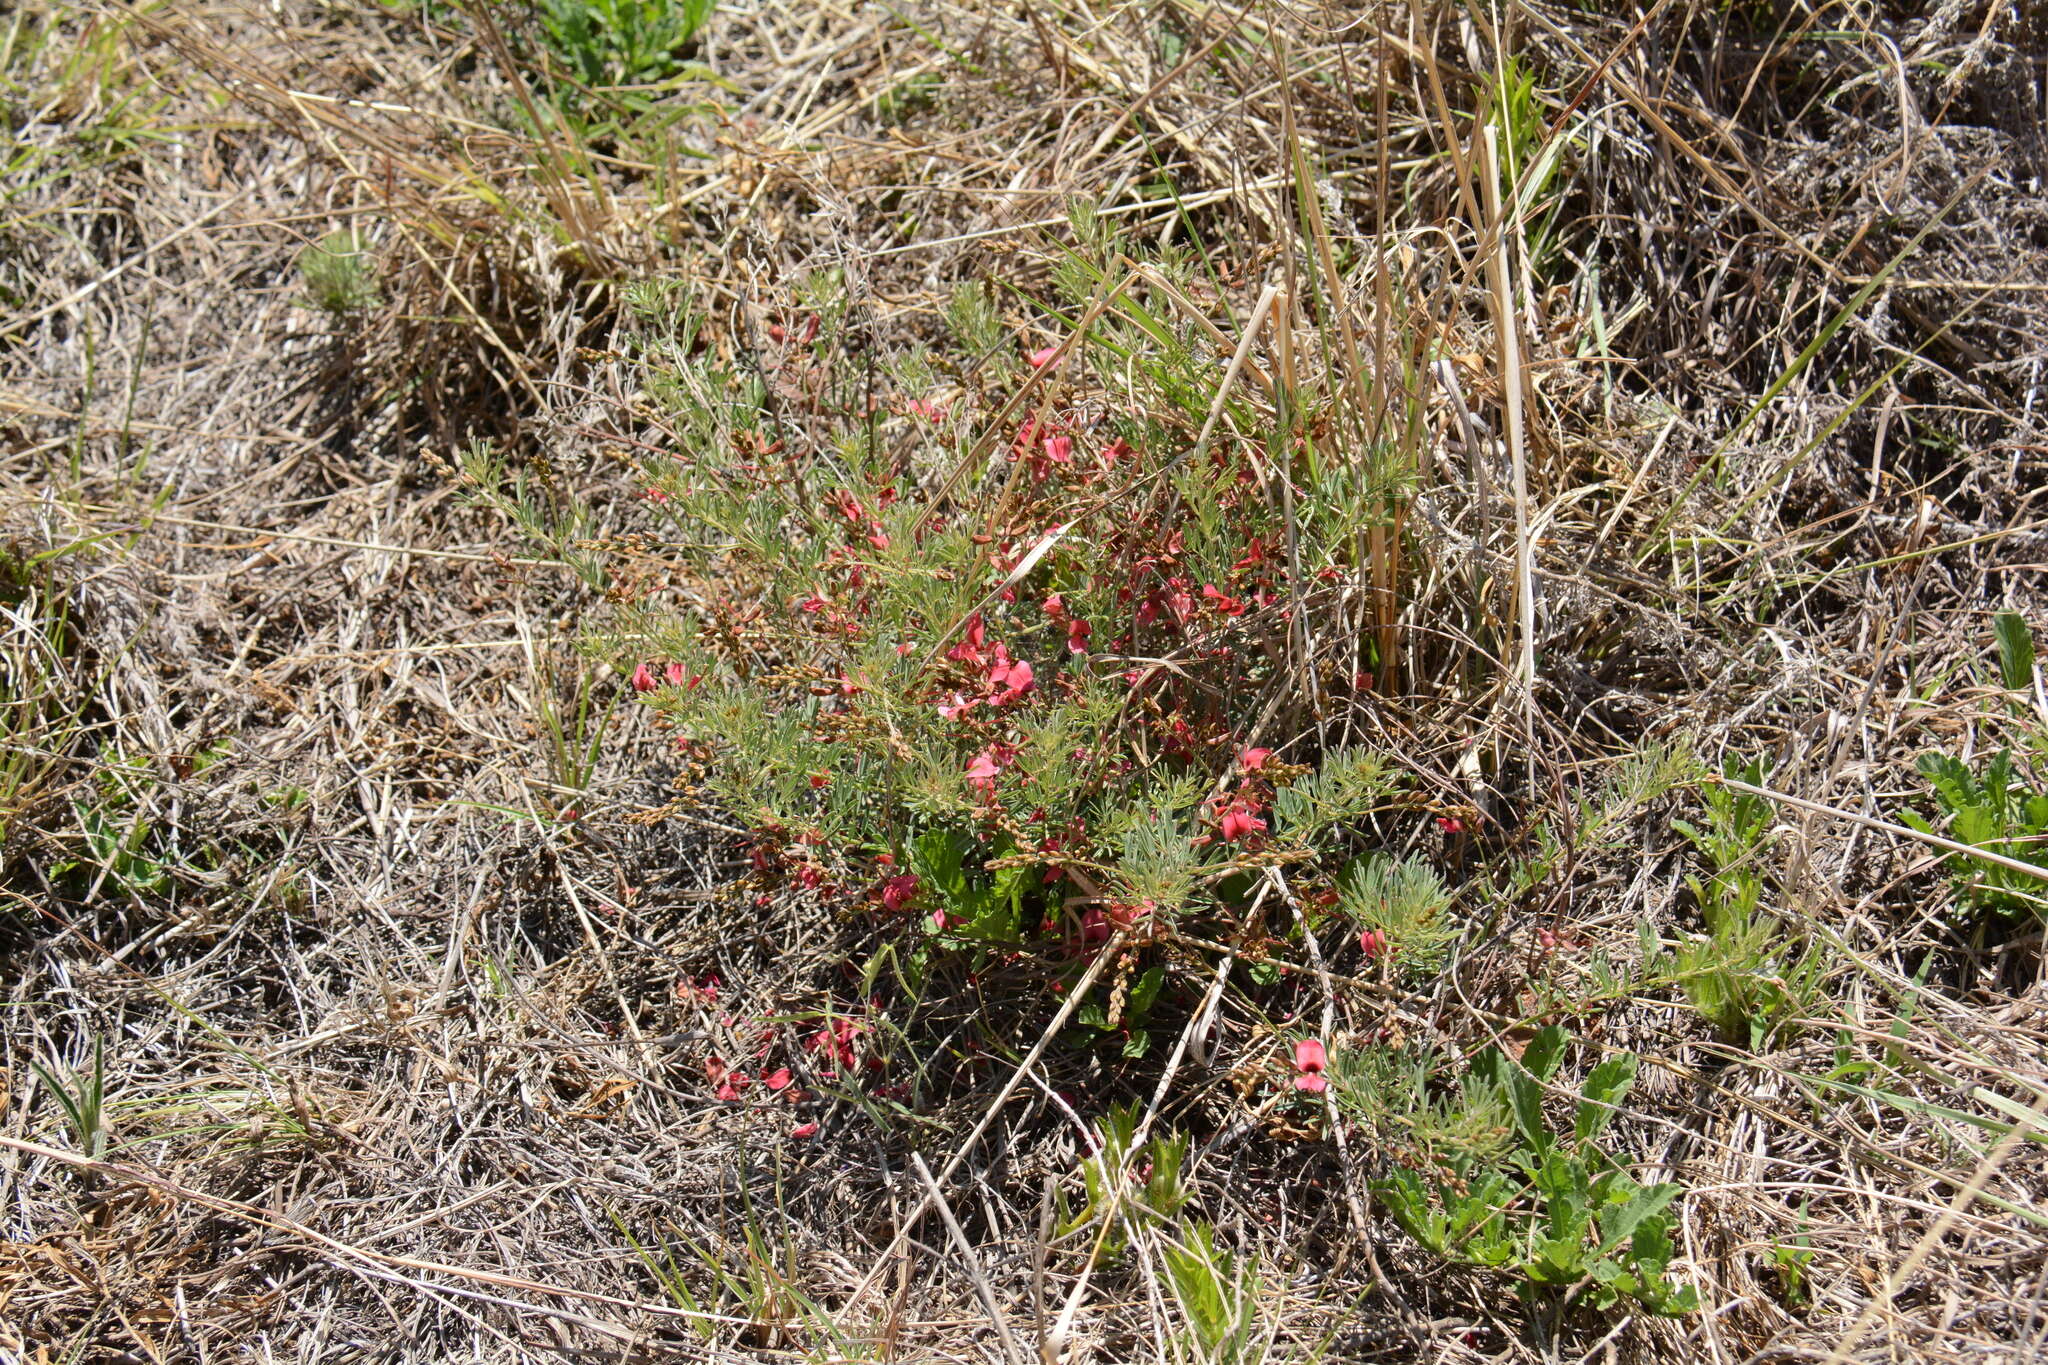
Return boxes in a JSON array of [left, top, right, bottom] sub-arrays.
[[1651, 757, 1827, 1048], [1900, 748, 2048, 921], [55, 743, 230, 899], [540, 0, 714, 87], [31, 1035, 109, 1159], [1363, 1027, 1699, 1317], [1057, 1103, 1191, 1256], [297, 228, 378, 315], [1161, 1222, 1265, 1364]]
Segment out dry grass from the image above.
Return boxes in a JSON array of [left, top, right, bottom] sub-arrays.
[[2, 0, 2046, 1361]]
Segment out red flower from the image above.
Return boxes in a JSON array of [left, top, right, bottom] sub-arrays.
[[1358, 928, 1392, 962], [946, 613, 987, 667], [631, 662, 657, 693], [1027, 344, 1057, 368], [1239, 747, 1274, 772], [1106, 899, 1154, 930], [1202, 583, 1246, 616], [764, 1067, 793, 1091], [1293, 1039, 1329, 1093], [879, 873, 920, 912], [1044, 434, 1073, 464], [790, 1121, 820, 1139], [1042, 593, 1065, 619], [1218, 800, 1267, 843], [1066, 617, 1093, 653], [807, 1019, 863, 1072], [1436, 815, 1466, 835]]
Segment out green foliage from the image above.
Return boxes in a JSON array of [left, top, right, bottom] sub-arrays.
[[55, 744, 232, 899], [1771, 1211, 1815, 1308], [1993, 610, 2036, 692], [1336, 852, 1456, 975], [872, 71, 940, 124], [1161, 1222, 1263, 1364], [944, 279, 1004, 357], [1507, 742, 1694, 899], [297, 228, 378, 315], [1651, 756, 1827, 1048], [1368, 1027, 1699, 1317], [1901, 748, 2048, 920], [909, 828, 1030, 945], [539, 0, 715, 92], [31, 1036, 108, 1159], [552, 228, 1416, 1019], [1058, 1103, 1191, 1257]]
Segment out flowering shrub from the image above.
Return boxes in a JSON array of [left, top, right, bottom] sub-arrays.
[[540, 249, 1467, 1073]]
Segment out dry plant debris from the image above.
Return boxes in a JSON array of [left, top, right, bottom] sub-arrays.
[[1, 0, 2046, 1362]]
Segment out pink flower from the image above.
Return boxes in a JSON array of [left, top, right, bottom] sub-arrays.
[[990, 658, 1034, 704], [1027, 344, 1058, 368], [1436, 815, 1466, 835], [868, 530, 891, 551], [965, 748, 1004, 798], [631, 662, 657, 693], [1066, 617, 1093, 653], [1239, 747, 1274, 772], [938, 692, 981, 721], [664, 662, 686, 687], [764, 1067, 793, 1091], [716, 1070, 752, 1102], [1358, 928, 1391, 961], [906, 398, 947, 421], [880, 873, 920, 912], [790, 1121, 820, 1139], [1218, 800, 1266, 843], [1293, 1039, 1329, 1093], [1044, 434, 1072, 464], [1042, 593, 1065, 619]]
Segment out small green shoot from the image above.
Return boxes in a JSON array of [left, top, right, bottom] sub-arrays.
[[297, 228, 378, 315], [1652, 756, 1828, 1048]]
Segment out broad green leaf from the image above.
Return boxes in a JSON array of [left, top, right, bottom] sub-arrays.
[[1575, 1054, 1639, 1142], [1595, 1181, 1680, 1255]]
